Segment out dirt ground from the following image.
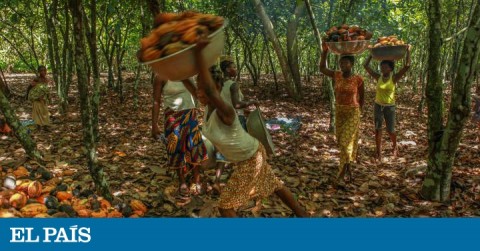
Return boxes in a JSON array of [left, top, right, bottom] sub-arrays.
[[1, 73, 479, 217]]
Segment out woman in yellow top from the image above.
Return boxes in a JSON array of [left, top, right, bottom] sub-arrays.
[[363, 46, 411, 160], [320, 42, 365, 183], [27, 66, 51, 131]]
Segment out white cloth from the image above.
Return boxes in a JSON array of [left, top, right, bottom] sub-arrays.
[[203, 108, 259, 163], [162, 80, 196, 111]]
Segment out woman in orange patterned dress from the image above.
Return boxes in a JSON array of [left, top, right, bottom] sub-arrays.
[[320, 41, 364, 182]]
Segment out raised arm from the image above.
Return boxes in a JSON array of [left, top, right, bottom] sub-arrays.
[[194, 39, 236, 126], [230, 82, 258, 109], [319, 41, 335, 78], [393, 45, 412, 83], [152, 76, 164, 138], [182, 78, 198, 99], [363, 55, 380, 80]]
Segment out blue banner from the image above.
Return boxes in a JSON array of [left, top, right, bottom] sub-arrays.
[[0, 219, 478, 251]]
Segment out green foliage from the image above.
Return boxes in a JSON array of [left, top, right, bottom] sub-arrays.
[[0, 0, 473, 84]]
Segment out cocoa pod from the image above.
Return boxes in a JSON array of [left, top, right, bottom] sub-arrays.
[[27, 181, 42, 198], [130, 199, 147, 213], [9, 192, 27, 209], [56, 191, 72, 202], [20, 203, 48, 217]]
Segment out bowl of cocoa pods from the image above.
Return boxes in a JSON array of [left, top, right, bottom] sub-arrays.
[[323, 24, 373, 55], [370, 35, 408, 61], [139, 11, 226, 81]]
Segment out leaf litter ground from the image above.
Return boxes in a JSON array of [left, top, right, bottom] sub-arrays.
[[1, 73, 479, 217]]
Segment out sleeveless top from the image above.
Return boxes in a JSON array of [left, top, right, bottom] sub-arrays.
[[375, 74, 395, 106], [162, 80, 196, 111], [203, 107, 259, 163], [220, 79, 245, 115]]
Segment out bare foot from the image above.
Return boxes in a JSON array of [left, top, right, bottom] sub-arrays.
[[374, 152, 382, 162], [392, 147, 398, 158]]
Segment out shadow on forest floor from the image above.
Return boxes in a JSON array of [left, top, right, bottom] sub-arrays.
[[1, 73, 479, 217]]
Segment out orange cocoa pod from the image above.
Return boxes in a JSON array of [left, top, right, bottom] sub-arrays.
[[141, 47, 163, 62], [91, 210, 107, 218], [357, 36, 365, 40], [181, 28, 199, 44], [154, 12, 179, 27], [132, 210, 145, 217], [35, 194, 46, 204], [154, 21, 178, 38], [27, 181, 42, 198], [20, 203, 48, 217], [15, 180, 32, 193], [73, 204, 88, 212], [13, 167, 29, 178], [107, 210, 123, 218], [181, 26, 209, 44], [99, 199, 111, 210], [130, 199, 147, 213], [77, 209, 92, 218], [174, 19, 200, 34], [140, 33, 160, 50], [56, 191, 73, 202], [9, 192, 27, 209]]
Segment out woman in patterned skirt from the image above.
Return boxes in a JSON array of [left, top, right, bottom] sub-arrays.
[[320, 42, 365, 183], [194, 37, 308, 217], [152, 76, 208, 201]]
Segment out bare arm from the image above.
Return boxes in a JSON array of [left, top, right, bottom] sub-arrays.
[[194, 39, 236, 126], [182, 78, 198, 99], [359, 78, 365, 110], [363, 55, 380, 80], [319, 41, 335, 78], [152, 76, 164, 138], [393, 45, 412, 83], [230, 82, 257, 109]]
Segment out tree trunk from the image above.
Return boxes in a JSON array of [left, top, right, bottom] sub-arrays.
[[252, 0, 299, 100], [286, 0, 306, 94], [424, 0, 445, 161], [305, 0, 336, 132], [0, 89, 44, 163], [264, 33, 278, 90], [0, 69, 11, 98], [69, 0, 112, 201], [42, 0, 58, 89], [58, 0, 71, 114], [84, 0, 101, 141], [421, 0, 480, 201]]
